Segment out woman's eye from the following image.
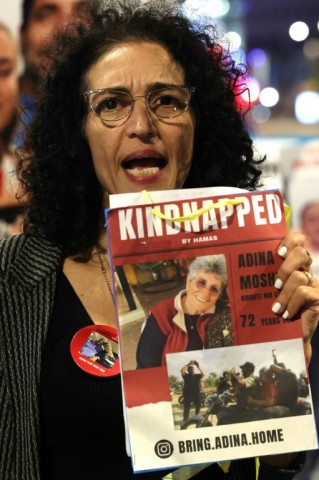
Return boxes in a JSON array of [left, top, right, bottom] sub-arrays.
[[160, 95, 173, 105], [150, 93, 183, 112], [96, 97, 119, 113], [196, 279, 206, 288], [0, 67, 13, 78], [158, 95, 179, 106]]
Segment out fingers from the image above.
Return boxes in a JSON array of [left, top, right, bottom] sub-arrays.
[[273, 276, 319, 318], [273, 282, 319, 366], [302, 271, 314, 287], [302, 250, 313, 270], [276, 232, 311, 283], [272, 230, 316, 319], [271, 231, 319, 365], [273, 271, 316, 317]]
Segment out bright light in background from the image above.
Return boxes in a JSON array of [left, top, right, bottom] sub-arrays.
[[259, 87, 279, 107], [181, 0, 230, 19], [295, 91, 319, 124], [289, 21, 309, 42], [221, 31, 242, 51], [303, 38, 319, 60], [252, 105, 271, 123], [247, 48, 267, 68], [239, 76, 260, 104]]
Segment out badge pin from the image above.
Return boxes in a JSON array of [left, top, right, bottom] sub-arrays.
[[70, 325, 120, 377]]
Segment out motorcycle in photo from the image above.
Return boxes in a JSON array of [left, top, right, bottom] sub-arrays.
[[180, 388, 235, 429]]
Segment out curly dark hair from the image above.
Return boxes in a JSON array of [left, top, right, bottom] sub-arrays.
[[18, 0, 264, 258]]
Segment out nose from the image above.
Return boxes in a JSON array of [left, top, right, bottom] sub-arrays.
[[58, 8, 74, 28], [125, 96, 157, 138], [196, 284, 211, 299], [202, 286, 212, 298]]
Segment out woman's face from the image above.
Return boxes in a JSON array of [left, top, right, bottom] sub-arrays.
[[0, 29, 18, 135], [83, 41, 195, 200], [185, 271, 223, 315]]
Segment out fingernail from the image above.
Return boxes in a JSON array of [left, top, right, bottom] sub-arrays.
[[272, 302, 281, 313], [278, 246, 288, 258], [274, 278, 283, 289], [282, 310, 289, 319]]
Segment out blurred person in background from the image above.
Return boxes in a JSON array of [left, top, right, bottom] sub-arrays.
[[287, 140, 319, 279], [0, 22, 25, 238], [15, 0, 89, 147]]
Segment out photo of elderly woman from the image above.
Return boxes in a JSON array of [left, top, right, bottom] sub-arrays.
[[136, 254, 232, 368], [115, 253, 232, 369]]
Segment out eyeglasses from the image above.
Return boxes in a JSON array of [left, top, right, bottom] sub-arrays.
[[83, 85, 195, 123], [194, 278, 221, 296]]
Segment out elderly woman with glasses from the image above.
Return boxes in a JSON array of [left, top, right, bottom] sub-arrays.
[[1, 0, 319, 478], [136, 255, 232, 368]]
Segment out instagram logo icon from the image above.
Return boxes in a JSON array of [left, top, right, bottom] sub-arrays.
[[154, 439, 174, 458]]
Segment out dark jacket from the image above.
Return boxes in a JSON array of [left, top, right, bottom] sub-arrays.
[[0, 234, 61, 479]]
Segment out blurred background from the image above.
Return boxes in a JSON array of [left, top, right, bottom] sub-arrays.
[[178, 0, 319, 134], [2, 0, 318, 134], [1, 0, 318, 220]]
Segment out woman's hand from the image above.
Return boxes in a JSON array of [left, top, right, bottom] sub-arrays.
[[272, 230, 319, 366]]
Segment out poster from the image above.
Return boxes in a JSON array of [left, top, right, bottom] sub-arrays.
[[106, 187, 318, 473]]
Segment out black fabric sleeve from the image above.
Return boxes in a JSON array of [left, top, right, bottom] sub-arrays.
[[135, 314, 167, 368]]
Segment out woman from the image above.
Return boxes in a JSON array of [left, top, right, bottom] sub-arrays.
[[136, 254, 232, 367], [0, 23, 25, 238], [0, 1, 317, 478]]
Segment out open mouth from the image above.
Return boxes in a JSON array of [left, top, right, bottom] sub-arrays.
[[122, 157, 167, 177]]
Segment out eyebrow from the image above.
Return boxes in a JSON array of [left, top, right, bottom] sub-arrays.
[[31, 4, 59, 17], [195, 277, 221, 286], [91, 82, 181, 93]]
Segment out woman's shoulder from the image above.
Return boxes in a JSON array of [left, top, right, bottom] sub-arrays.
[[150, 295, 176, 314], [0, 233, 62, 257], [212, 306, 231, 322], [0, 234, 62, 282]]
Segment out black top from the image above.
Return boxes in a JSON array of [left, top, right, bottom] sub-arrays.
[[39, 271, 175, 479], [184, 314, 203, 350]]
